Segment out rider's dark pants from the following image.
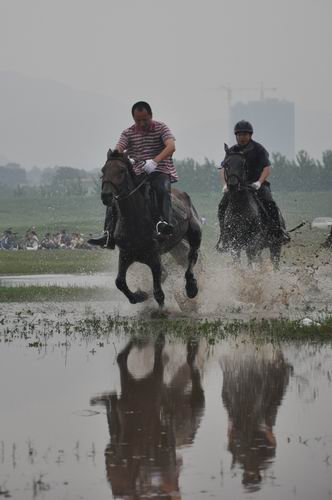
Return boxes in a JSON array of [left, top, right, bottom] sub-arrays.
[[256, 184, 285, 230], [148, 172, 172, 224], [103, 172, 172, 233]]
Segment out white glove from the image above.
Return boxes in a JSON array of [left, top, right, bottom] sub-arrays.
[[251, 181, 261, 190], [143, 159, 158, 174], [222, 184, 228, 193]]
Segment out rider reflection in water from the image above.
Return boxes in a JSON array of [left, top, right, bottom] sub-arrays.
[[89, 101, 177, 249], [220, 343, 292, 492], [218, 120, 290, 243]]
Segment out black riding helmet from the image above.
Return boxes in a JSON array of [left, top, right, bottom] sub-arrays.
[[234, 120, 254, 134]]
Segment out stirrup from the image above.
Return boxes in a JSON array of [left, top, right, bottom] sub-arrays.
[[156, 220, 173, 236], [105, 230, 115, 249]]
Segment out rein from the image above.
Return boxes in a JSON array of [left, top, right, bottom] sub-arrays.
[[113, 174, 149, 202], [103, 157, 149, 202]]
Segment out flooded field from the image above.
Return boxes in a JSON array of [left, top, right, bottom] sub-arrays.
[[0, 310, 332, 499], [1, 191, 332, 498]]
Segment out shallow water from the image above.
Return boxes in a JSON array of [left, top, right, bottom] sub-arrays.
[[1, 322, 332, 499], [1, 255, 332, 320], [0, 272, 117, 288]]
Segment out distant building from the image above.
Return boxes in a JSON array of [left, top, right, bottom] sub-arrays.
[[230, 98, 295, 159]]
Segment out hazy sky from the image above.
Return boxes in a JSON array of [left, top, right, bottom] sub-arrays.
[[1, 0, 332, 163]]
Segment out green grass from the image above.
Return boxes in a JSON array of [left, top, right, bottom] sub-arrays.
[[1, 310, 332, 342], [2, 191, 330, 238], [0, 191, 331, 274], [0, 249, 114, 275], [0, 193, 105, 236]]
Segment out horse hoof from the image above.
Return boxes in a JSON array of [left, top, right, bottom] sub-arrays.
[[130, 290, 149, 304], [154, 291, 165, 308], [186, 280, 198, 299]]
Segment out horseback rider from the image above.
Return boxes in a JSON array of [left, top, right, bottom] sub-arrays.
[[89, 101, 177, 249], [218, 120, 290, 243]]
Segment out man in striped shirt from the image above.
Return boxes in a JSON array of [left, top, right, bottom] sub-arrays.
[[89, 101, 177, 248]]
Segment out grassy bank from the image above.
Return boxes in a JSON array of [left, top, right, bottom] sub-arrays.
[[1, 309, 332, 341], [0, 249, 114, 275]]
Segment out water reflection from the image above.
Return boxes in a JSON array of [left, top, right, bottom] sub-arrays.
[[220, 342, 292, 492], [91, 334, 205, 499]]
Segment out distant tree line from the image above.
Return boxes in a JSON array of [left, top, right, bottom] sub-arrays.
[[0, 164, 99, 197], [175, 150, 332, 192], [1, 150, 332, 195]]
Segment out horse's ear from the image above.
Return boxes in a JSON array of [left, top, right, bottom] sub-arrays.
[[107, 148, 113, 160], [224, 143, 229, 153]]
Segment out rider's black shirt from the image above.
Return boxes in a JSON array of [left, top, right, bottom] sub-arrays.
[[220, 140, 271, 184]]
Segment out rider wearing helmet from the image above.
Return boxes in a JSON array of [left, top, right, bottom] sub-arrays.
[[218, 120, 290, 243], [89, 101, 177, 249]]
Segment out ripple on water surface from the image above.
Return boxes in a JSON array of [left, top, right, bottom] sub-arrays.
[[0, 315, 332, 500]]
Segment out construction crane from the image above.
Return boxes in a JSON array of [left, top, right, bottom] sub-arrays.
[[218, 82, 277, 109], [215, 83, 277, 141]]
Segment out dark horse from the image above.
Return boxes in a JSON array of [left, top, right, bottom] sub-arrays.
[[90, 335, 205, 499], [217, 146, 283, 268], [101, 151, 202, 306]]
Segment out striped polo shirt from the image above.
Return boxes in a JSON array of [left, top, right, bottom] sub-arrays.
[[116, 120, 178, 182]]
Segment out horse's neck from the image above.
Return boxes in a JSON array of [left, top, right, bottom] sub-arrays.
[[229, 190, 252, 207], [117, 191, 153, 230]]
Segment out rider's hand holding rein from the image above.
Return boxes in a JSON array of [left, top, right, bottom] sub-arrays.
[[251, 164, 271, 190], [251, 181, 261, 190], [144, 159, 158, 174]]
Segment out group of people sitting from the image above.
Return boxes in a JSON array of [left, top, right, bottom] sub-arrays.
[[0, 227, 94, 251]]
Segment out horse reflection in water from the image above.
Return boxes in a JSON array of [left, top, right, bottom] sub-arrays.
[[220, 342, 292, 493], [91, 335, 205, 499]]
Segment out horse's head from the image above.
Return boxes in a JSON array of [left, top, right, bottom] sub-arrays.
[[223, 146, 247, 192], [101, 150, 135, 205]]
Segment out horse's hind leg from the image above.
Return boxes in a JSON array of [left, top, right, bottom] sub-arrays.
[[270, 242, 282, 270], [185, 221, 201, 299], [115, 250, 148, 304]]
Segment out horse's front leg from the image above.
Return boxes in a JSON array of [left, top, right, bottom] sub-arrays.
[[115, 250, 148, 304], [270, 241, 282, 271], [185, 223, 201, 299], [148, 255, 165, 307]]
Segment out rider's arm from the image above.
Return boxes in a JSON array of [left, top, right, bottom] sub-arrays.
[[115, 129, 129, 153], [220, 167, 226, 185], [258, 165, 271, 184], [153, 138, 176, 163]]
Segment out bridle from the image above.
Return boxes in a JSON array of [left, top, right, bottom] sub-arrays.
[[102, 156, 149, 202], [224, 153, 248, 190]]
